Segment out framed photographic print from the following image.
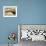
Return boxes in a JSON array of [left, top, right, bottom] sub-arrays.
[[3, 6, 17, 17]]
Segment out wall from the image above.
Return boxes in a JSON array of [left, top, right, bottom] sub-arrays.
[[0, 0, 46, 44]]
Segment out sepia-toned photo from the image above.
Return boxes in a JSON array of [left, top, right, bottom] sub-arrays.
[[3, 6, 17, 17]]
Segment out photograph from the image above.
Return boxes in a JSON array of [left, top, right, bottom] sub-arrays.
[[3, 6, 17, 17]]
